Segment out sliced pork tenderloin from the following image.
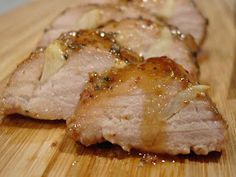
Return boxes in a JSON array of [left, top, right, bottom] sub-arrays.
[[39, 0, 207, 47], [101, 18, 198, 78], [67, 57, 226, 155], [38, 4, 156, 47], [1, 30, 141, 120], [40, 5, 199, 78], [127, 0, 207, 45]]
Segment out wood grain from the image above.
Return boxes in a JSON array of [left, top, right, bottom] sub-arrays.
[[0, 0, 235, 177], [229, 54, 236, 98]]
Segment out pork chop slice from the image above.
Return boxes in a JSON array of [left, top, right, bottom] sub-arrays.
[[38, 4, 156, 47], [101, 18, 198, 78], [67, 57, 226, 155], [1, 30, 141, 120], [127, 0, 207, 45]]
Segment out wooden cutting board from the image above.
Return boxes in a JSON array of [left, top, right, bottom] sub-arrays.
[[0, 0, 235, 176]]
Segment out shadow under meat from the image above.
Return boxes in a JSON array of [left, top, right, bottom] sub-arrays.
[[75, 141, 222, 164], [1, 114, 65, 130]]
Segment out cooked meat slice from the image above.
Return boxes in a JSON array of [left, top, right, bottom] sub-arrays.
[[38, 4, 155, 47], [101, 19, 198, 78], [128, 0, 207, 45], [67, 58, 226, 155], [1, 30, 142, 120]]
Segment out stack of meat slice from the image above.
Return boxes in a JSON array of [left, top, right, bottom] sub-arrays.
[[38, 4, 157, 47], [0, 0, 226, 155], [39, 0, 207, 47]]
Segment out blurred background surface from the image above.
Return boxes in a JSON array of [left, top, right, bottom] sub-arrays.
[[0, 0, 30, 14]]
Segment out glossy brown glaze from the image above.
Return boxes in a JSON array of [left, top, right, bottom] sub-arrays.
[[77, 57, 194, 107]]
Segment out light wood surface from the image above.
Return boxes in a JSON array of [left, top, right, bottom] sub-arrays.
[[0, 0, 235, 177]]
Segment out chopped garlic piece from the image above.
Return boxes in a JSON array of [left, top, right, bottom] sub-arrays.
[[40, 40, 67, 82], [158, 0, 175, 18], [161, 85, 210, 120], [74, 9, 101, 29], [145, 27, 173, 58]]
